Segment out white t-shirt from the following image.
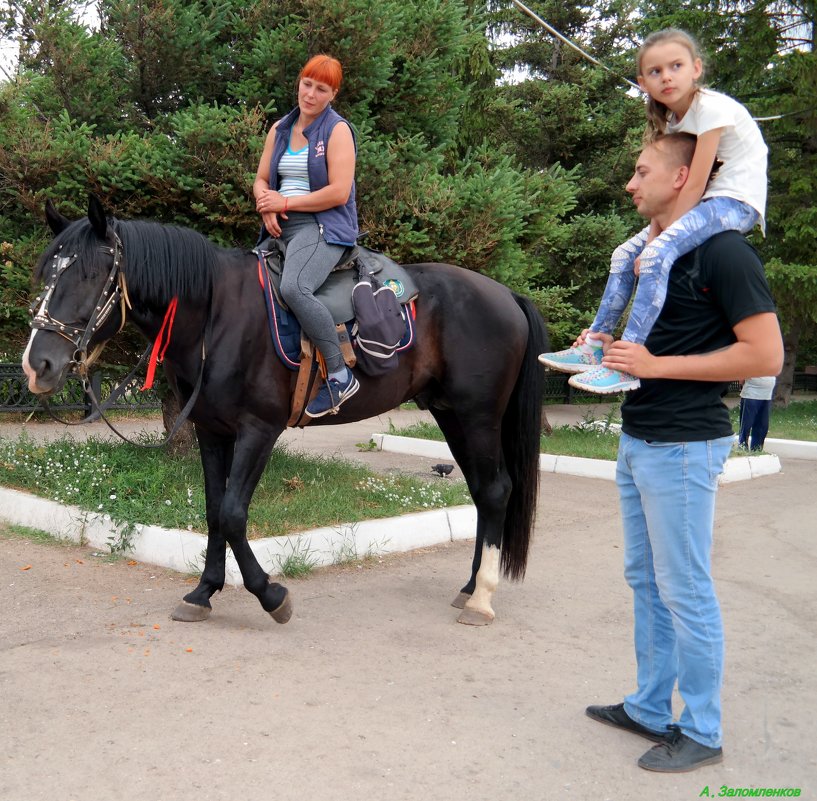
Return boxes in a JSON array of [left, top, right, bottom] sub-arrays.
[[740, 376, 776, 400], [667, 88, 768, 231]]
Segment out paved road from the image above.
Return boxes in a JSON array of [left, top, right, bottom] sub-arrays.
[[1, 419, 814, 800]]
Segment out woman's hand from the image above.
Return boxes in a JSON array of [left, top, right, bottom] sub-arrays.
[[255, 187, 287, 238], [256, 188, 288, 217], [262, 212, 282, 238]]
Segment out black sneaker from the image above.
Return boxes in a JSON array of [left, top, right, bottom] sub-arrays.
[[586, 702, 669, 743], [638, 726, 723, 773]]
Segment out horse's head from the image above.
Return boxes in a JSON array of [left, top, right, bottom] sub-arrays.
[[22, 195, 127, 395]]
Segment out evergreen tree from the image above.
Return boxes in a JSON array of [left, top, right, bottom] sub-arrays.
[[0, 0, 576, 354]]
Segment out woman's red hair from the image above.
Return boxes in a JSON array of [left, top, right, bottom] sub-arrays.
[[299, 54, 343, 93]]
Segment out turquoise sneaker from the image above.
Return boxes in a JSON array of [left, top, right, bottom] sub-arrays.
[[538, 343, 603, 374], [306, 370, 360, 417], [568, 366, 640, 394]]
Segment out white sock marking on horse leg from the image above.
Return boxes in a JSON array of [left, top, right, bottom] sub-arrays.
[[465, 544, 499, 620]]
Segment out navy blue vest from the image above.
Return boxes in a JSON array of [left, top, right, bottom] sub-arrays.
[[269, 105, 359, 246]]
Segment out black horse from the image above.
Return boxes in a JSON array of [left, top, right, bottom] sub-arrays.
[[23, 196, 549, 626]]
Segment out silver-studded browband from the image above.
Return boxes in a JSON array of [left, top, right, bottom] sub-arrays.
[[29, 233, 129, 372]]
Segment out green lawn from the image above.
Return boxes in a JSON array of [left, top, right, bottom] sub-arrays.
[[0, 433, 471, 539], [390, 398, 817, 461], [734, 399, 817, 442]]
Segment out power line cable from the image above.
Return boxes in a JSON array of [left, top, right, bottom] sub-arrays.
[[509, 0, 640, 91]]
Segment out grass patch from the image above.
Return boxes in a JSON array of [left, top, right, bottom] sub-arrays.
[[1, 522, 67, 546], [390, 399, 817, 461], [390, 412, 621, 461], [0, 433, 471, 539]]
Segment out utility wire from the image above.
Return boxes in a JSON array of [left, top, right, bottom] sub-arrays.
[[509, 0, 641, 91]]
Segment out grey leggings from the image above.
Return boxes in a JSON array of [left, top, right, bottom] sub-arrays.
[[279, 214, 347, 373]]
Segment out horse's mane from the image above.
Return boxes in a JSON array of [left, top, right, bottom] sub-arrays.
[[35, 216, 222, 307], [114, 219, 219, 306]]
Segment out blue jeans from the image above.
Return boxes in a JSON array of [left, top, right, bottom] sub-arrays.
[[617, 432, 733, 747], [591, 198, 759, 341]]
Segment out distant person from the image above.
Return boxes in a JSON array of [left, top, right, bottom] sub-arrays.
[[253, 54, 360, 418], [539, 28, 768, 395], [582, 132, 783, 773], [738, 376, 776, 450]]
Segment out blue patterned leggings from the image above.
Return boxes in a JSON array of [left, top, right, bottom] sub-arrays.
[[591, 198, 759, 343]]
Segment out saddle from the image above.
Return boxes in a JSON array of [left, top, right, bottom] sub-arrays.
[[255, 238, 419, 427]]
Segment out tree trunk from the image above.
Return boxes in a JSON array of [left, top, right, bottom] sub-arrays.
[[774, 317, 802, 408], [161, 391, 198, 457]]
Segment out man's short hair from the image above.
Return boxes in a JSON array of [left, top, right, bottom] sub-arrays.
[[651, 132, 697, 169]]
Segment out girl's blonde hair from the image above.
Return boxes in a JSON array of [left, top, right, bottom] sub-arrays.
[[637, 29, 705, 141]]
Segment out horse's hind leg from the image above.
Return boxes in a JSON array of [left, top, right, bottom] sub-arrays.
[[431, 408, 511, 626], [172, 432, 233, 622]]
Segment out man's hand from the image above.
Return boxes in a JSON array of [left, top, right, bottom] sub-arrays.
[[601, 313, 783, 382], [573, 330, 614, 351], [602, 340, 659, 378]]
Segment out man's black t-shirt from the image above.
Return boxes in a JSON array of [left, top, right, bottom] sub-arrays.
[[621, 231, 777, 442]]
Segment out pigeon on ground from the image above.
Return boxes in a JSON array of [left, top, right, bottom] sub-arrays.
[[431, 463, 455, 478]]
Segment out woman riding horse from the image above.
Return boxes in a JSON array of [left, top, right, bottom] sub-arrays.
[[254, 54, 359, 418]]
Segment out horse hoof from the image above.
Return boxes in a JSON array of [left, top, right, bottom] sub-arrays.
[[457, 607, 494, 626], [450, 591, 471, 609], [269, 590, 293, 624], [171, 601, 212, 622]]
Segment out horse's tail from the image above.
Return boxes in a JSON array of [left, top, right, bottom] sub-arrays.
[[500, 293, 549, 581]]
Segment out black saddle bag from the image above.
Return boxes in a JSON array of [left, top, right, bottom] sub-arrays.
[[351, 269, 407, 376]]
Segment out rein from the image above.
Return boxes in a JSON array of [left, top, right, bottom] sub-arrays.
[[31, 232, 211, 449]]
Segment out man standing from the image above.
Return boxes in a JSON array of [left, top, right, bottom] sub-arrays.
[[739, 376, 776, 450], [587, 133, 783, 772]]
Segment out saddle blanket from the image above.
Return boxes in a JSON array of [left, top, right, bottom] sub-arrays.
[[257, 258, 416, 371]]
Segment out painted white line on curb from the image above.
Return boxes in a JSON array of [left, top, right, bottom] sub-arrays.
[[0, 484, 477, 588]]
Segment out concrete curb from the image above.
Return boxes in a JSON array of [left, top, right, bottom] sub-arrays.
[[2, 432, 807, 587], [0, 484, 477, 588], [371, 433, 800, 483], [763, 437, 817, 459]]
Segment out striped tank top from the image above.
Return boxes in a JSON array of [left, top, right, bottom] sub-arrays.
[[278, 139, 310, 197]]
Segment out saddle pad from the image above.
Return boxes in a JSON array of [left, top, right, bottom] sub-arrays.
[[257, 258, 416, 371], [261, 245, 419, 324]]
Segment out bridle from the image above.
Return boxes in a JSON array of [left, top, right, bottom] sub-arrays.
[[29, 233, 130, 379], [29, 230, 210, 448]]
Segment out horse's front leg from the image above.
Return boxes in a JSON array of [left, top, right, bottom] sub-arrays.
[[172, 430, 234, 622], [217, 427, 292, 623]]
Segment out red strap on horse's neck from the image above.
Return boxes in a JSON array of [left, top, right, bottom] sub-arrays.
[[141, 297, 178, 391]]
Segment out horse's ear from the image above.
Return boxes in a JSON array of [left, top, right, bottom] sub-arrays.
[[88, 194, 109, 240], [45, 199, 70, 235]]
